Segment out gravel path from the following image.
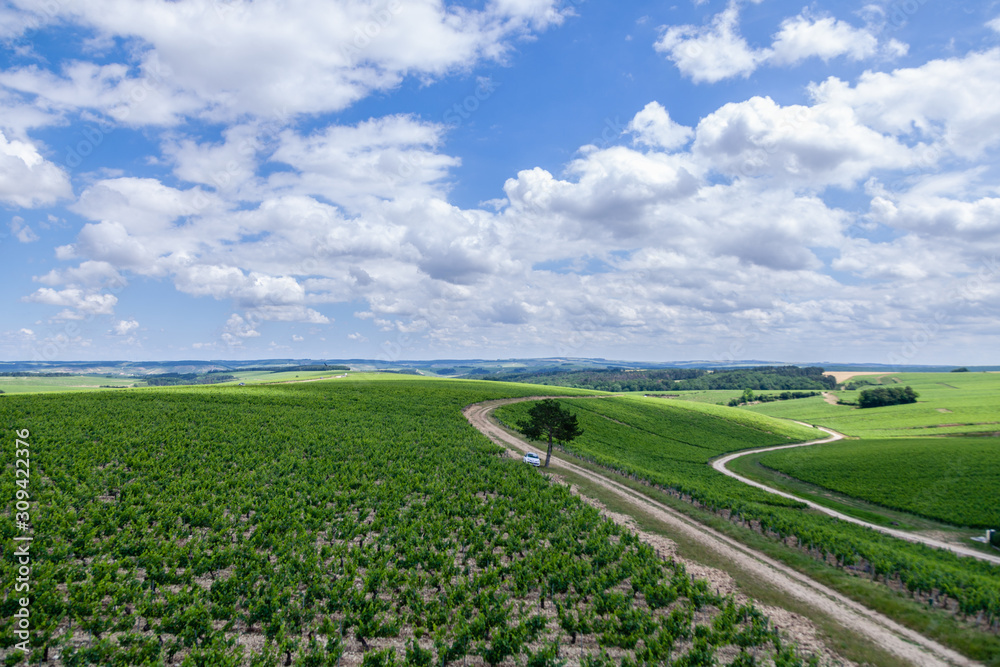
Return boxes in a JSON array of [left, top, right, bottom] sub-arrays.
[[464, 397, 979, 667]]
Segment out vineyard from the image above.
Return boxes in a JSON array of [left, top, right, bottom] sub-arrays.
[[757, 437, 1000, 529], [0, 377, 815, 666], [496, 396, 1000, 662]]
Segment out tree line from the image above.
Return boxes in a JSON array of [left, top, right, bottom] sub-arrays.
[[476, 366, 835, 392], [857, 386, 919, 408]]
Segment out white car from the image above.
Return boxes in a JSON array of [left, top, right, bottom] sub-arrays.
[[523, 452, 541, 466]]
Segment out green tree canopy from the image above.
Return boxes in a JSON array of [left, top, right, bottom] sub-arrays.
[[517, 399, 583, 467]]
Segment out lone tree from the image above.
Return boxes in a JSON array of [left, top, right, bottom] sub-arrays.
[[517, 399, 583, 468]]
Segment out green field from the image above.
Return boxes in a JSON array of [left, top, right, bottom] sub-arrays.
[[0, 375, 144, 394], [498, 394, 1000, 663], [758, 438, 1000, 528], [0, 370, 340, 394], [0, 376, 808, 666], [737, 373, 1000, 528], [745, 372, 1000, 438]]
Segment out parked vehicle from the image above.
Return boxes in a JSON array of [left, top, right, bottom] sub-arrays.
[[523, 452, 541, 466]]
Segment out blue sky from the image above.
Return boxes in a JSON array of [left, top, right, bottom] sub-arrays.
[[1, 0, 999, 365]]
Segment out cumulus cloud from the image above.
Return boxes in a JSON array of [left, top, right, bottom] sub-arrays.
[[9, 216, 38, 243], [768, 13, 879, 65], [16, 5, 1000, 362], [692, 96, 915, 188], [868, 191, 1000, 241], [221, 314, 261, 347], [655, 2, 761, 83], [24, 287, 118, 319], [36, 260, 126, 289], [656, 4, 902, 83], [627, 102, 694, 151], [270, 115, 459, 212], [0, 131, 72, 207], [112, 319, 139, 336], [808, 48, 1000, 159], [1, 0, 568, 123]]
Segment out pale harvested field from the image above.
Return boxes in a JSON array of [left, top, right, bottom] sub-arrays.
[[824, 371, 891, 383]]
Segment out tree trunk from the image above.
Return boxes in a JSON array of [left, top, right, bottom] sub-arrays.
[[544, 432, 553, 467]]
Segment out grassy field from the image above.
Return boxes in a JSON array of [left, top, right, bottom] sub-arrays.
[[0, 369, 341, 394], [0, 375, 144, 394], [745, 372, 1000, 438], [0, 376, 814, 666], [216, 369, 343, 384], [737, 373, 1000, 528]]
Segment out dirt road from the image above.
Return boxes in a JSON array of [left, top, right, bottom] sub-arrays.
[[464, 397, 978, 667], [821, 391, 841, 406]]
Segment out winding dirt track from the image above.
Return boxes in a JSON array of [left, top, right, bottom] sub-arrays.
[[712, 427, 1000, 565], [464, 397, 978, 667]]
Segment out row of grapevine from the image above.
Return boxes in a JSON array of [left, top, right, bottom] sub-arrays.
[[0, 378, 817, 665], [757, 437, 1000, 528]]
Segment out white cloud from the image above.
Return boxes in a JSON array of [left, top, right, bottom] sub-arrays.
[[164, 124, 261, 194], [809, 48, 1000, 160], [768, 13, 878, 65], [73, 177, 223, 234], [18, 13, 1000, 362], [24, 287, 118, 319], [0, 130, 72, 207], [655, 4, 902, 83], [2, 0, 568, 123], [692, 96, 915, 188], [269, 115, 459, 212], [9, 216, 38, 243], [221, 313, 261, 347], [112, 319, 139, 335], [832, 236, 960, 281], [988, 17, 1000, 33], [0, 58, 201, 126], [36, 260, 126, 289], [655, 3, 761, 83], [869, 191, 1000, 241], [627, 102, 694, 151]]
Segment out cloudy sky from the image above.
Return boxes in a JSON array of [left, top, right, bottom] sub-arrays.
[[1, 0, 998, 365]]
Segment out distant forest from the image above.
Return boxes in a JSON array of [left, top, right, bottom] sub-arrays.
[[474, 365, 835, 392]]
